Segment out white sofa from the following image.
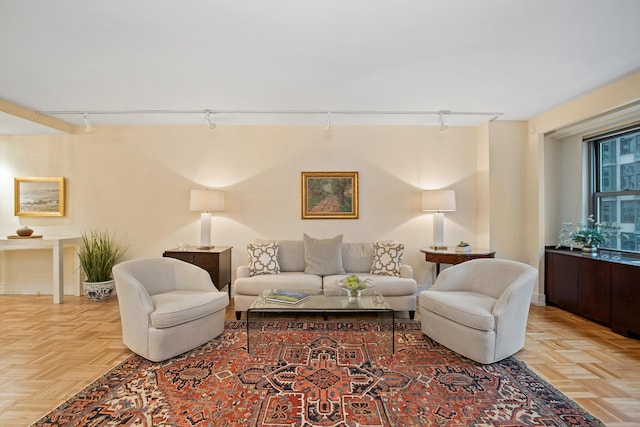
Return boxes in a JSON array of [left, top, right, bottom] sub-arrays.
[[234, 237, 418, 319], [419, 258, 537, 364]]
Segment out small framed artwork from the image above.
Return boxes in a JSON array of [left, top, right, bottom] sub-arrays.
[[14, 177, 66, 217], [301, 171, 358, 219]]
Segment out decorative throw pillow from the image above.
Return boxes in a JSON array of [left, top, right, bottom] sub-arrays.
[[370, 241, 404, 276], [303, 233, 345, 275], [247, 242, 280, 276]]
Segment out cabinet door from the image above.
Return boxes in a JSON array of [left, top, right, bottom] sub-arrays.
[[611, 263, 640, 337], [546, 251, 578, 313], [577, 258, 611, 326]]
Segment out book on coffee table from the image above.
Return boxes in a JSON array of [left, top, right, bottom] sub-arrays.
[[265, 290, 310, 305]]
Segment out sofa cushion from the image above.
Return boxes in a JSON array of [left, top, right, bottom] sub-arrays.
[[303, 234, 345, 275], [150, 290, 227, 329], [324, 273, 417, 296], [257, 239, 305, 272], [247, 242, 280, 276], [370, 241, 404, 276], [342, 242, 374, 273], [234, 272, 323, 295], [419, 290, 496, 331]]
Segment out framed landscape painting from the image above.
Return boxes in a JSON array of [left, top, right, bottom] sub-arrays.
[[14, 177, 66, 217], [301, 171, 358, 219]]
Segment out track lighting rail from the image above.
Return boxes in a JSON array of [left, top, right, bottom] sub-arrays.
[[40, 109, 503, 119]]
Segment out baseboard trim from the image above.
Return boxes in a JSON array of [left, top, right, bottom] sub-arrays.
[[531, 292, 546, 306]]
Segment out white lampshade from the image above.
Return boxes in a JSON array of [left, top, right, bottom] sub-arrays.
[[190, 189, 224, 249], [421, 190, 456, 212], [190, 189, 224, 212]]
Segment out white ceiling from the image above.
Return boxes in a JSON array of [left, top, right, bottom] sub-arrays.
[[1, 0, 640, 133]]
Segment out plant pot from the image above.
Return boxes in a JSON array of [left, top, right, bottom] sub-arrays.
[[84, 280, 115, 302], [581, 246, 598, 255]]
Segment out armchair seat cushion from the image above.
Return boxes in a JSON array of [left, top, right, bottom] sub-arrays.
[[150, 291, 228, 329], [419, 291, 496, 331]]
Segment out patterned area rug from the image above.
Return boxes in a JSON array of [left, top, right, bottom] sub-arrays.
[[34, 321, 604, 426]]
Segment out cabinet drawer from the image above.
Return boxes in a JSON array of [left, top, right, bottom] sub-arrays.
[[163, 247, 233, 296], [164, 252, 195, 263]]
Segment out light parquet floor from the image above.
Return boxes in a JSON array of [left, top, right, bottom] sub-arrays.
[[0, 295, 638, 426]]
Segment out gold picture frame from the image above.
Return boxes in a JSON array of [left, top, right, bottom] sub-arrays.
[[301, 171, 358, 219], [14, 177, 66, 217]]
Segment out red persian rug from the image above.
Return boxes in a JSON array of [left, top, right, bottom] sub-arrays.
[[34, 321, 604, 427]]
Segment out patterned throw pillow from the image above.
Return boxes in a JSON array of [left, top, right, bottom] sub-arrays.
[[247, 242, 280, 276], [370, 242, 404, 276]]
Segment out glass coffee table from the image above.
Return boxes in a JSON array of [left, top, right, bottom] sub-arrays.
[[246, 288, 395, 354]]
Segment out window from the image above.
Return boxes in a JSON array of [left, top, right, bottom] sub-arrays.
[[590, 125, 640, 253]]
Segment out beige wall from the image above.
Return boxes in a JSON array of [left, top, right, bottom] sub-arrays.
[[527, 71, 640, 303], [1, 124, 493, 293], [3, 70, 639, 301], [488, 121, 528, 261]]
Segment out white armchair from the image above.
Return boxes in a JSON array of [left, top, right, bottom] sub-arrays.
[[419, 258, 537, 364], [112, 257, 229, 362]]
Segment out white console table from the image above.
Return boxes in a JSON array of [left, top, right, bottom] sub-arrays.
[[0, 236, 82, 304]]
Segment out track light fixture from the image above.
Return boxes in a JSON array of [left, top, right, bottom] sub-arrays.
[[438, 111, 449, 133], [324, 112, 333, 139], [205, 110, 216, 130], [42, 109, 504, 127], [82, 113, 94, 133]]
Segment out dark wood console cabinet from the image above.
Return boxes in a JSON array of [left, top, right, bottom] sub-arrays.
[[163, 246, 232, 297], [545, 247, 640, 337]]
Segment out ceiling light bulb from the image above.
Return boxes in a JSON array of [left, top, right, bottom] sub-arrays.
[[205, 110, 216, 130], [82, 113, 94, 133], [438, 112, 448, 133], [324, 112, 333, 140]]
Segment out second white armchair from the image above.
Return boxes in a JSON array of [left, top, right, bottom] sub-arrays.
[[419, 258, 537, 364]]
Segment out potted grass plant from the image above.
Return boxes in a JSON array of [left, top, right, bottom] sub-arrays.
[[78, 229, 127, 301]]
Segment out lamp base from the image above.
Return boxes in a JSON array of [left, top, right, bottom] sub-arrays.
[[196, 245, 215, 250], [430, 245, 448, 250]]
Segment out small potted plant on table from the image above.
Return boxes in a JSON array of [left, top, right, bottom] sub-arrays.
[[455, 241, 472, 253]]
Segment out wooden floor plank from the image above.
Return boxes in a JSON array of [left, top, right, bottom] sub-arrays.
[[0, 295, 638, 426]]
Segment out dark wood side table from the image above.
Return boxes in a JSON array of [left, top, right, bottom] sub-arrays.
[[163, 246, 233, 297], [420, 247, 496, 276]]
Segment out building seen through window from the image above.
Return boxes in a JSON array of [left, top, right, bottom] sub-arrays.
[[591, 126, 640, 253]]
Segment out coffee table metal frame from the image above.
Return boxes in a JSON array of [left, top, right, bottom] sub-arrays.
[[246, 288, 395, 354]]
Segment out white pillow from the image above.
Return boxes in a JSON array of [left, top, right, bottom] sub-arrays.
[[247, 242, 280, 276], [303, 233, 345, 275], [370, 241, 404, 276]]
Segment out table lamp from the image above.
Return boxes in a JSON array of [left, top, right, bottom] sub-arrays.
[[421, 189, 456, 250], [190, 189, 224, 249]]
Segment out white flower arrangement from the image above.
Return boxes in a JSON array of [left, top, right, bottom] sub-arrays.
[[556, 215, 621, 250]]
